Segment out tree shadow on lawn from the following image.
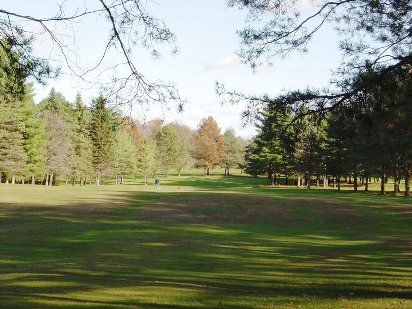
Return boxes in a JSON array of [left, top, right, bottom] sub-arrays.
[[0, 190, 411, 308]]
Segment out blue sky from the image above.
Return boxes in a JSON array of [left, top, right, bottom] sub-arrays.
[[6, 0, 341, 137]]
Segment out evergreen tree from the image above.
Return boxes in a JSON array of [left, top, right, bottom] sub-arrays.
[[0, 40, 27, 183], [136, 139, 158, 185], [245, 103, 291, 185], [89, 95, 118, 185], [39, 88, 73, 122], [21, 83, 47, 184], [113, 129, 138, 184], [72, 93, 93, 185]]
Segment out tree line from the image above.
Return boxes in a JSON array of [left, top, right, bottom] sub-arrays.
[[245, 66, 411, 196], [0, 83, 247, 186]]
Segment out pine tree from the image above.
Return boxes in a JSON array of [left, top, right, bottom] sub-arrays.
[[0, 41, 27, 183], [72, 93, 93, 185], [136, 139, 158, 185], [21, 83, 47, 184], [113, 129, 138, 184], [89, 95, 118, 185]]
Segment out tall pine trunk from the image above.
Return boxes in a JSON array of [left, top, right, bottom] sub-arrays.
[[405, 168, 410, 197], [353, 169, 358, 192], [323, 175, 328, 188], [337, 175, 341, 192], [380, 164, 385, 195]]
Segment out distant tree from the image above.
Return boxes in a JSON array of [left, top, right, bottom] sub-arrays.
[[42, 110, 72, 186], [140, 119, 164, 140], [245, 104, 291, 185], [39, 88, 73, 121], [121, 117, 143, 146], [298, 127, 327, 189], [21, 84, 47, 184], [169, 122, 195, 175], [221, 129, 244, 176], [72, 93, 93, 185], [136, 139, 158, 185], [155, 125, 188, 176], [89, 95, 118, 185], [113, 129, 138, 184], [193, 116, 225, 175]]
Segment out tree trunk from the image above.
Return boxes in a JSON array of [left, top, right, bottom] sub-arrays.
[[285, 175, 289, 186], [323, 175, 328, 188], [50, 173, 54, 186], [353, 170, 358, 192], [297, 175, 301, 187], [96, 172, 100, 185], [405, 168, 410, 197], [268, 170, 275, 186], [307, 173, 311, 189], [227, 168, 230, 176], [207, 167, 210, 175], [11, 175, 15, 184], [45, 173, 49, 186], [337, 175, 341, 192], [31, 175, 35, 185], [380, 164, 385, 195]]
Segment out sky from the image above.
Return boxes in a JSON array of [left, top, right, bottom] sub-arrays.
[[3, 0, 342, 138]]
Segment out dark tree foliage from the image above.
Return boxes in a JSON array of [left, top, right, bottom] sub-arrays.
[[245, 103, 294, 184]]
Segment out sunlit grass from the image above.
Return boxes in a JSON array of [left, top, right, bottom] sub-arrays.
[[0, 173, 411, 308]]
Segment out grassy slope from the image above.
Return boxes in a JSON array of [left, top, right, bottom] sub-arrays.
[[0, 174, 411, 308]]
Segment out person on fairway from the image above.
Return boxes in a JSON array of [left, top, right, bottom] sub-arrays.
[[155, 177, 160, 189]]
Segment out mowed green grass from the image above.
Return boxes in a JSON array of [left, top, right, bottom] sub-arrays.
[[0, 175, 411, 308]]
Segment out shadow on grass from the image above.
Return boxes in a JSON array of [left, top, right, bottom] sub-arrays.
[[0, 189, 411, 308]]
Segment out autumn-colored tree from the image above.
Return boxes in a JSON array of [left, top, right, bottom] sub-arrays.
[[121, 116, 142, 145], [193, 116, 225, 175]]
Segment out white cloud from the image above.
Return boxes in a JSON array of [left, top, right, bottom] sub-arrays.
[[206, 53, 241, 70]]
